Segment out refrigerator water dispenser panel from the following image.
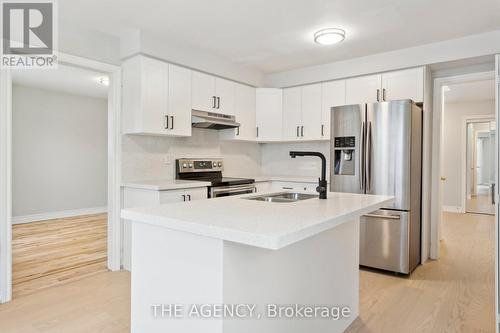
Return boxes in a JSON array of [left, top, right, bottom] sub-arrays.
[[333, 136, 356, 175]]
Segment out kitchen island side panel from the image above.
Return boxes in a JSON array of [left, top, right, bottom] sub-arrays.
[[222, 217, 360, 333], [130, 222, 224, 333]]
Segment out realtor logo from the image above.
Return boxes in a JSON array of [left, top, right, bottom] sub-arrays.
[[1, 0, 57, 68]]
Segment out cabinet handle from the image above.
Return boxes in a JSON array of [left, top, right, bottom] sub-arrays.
[[282, 187, 293, 190], [164, 115, 169, 129], [301, 126, 304, 137], [212, 96, 216, 108], [217, 97, 221, 109], [187, 194, 191, 201], [382, 88, 387, 101], [321, 124, 324, 136], [170, 116, 174, 129], [182, 194, 186, 201], [376, 89, 380, 102], [256, 126, 259, 138], [236, 127, 240, 136], [296, 126, 300, 137]]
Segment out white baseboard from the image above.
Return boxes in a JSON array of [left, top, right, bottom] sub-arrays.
[[12, 206, 108, 224], [442, 205, 464, 213]]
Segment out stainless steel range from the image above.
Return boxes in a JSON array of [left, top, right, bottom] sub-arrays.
[[176, 158, 255, 198]]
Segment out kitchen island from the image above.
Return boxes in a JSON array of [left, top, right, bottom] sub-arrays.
[[121, 191, 393, 333]]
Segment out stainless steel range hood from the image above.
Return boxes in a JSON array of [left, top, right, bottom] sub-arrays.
[[191, 110, 240, 130]]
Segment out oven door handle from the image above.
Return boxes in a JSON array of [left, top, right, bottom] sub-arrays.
[[211, 184, 256, 196]]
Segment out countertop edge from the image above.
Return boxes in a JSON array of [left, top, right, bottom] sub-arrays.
[[121, 196, 394, 250]]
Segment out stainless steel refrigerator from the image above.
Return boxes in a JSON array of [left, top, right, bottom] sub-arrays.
[[330, 100, 422, 274]]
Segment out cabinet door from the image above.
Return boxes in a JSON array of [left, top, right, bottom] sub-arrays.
[[234, 84, 256, 140], [215, 78, 235, 115], [185, 187, 208, 201], [141, 57, 169, 134], [282, 87, 302, 140], [255, 181, 273, 193], [321, 80, 346, 139], [168, 64, 192, 137], [159, 189, 187, 204], [381, 68, 424, 103], [301, 84, 322, 140], [256, 88, 282, 141], [345, 74, 382, 104], [192, 71, 216, 112]]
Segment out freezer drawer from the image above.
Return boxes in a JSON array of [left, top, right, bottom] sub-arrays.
[[360, 210, 410, 274]]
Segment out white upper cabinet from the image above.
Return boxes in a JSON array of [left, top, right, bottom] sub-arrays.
[[220, 83, 256, 141], [301, 83, 323, 140], [256, 88, 282, 141], [282, 87, 302, 140], [345, 74, 382, 105], [215, 78, 235, 115], [191, 71, 216, 112], [123, 55, 191, 136], [282, 84, 323, 141], [381, 67, 424, 102], [191, 72, 235, 115], [321, 80, 346, 139], [168, 64, 192, 137]]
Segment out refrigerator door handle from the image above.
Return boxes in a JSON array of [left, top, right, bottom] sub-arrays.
[[366, 121, 372, 192], [359, 121, 366, 191]]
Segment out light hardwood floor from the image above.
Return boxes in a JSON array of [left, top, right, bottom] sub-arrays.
[[12, 213, 108, 297], [0, 212, 494, 333]]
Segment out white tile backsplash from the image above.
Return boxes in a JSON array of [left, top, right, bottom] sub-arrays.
[[122, 128, 262, 181]]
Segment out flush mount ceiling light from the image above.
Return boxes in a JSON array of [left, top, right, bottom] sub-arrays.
[[98, 76, 110, 86], [314, 28, 346, 46]]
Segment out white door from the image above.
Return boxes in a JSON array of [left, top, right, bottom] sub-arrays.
[[234, 84, 256, 140], [345, 74, 382, 105], [192, 71, 216, 112], [321, 80, 346, 139], [185, 188, 208, 201], [301, 84, 322, 140], [215, 78, 235, 115], [381, 68, 424, 102], [256, 88, 282, 141], [159, 189, 188, 204], [282, 87, 302, 140], [141, 57, 169, 134], [168, 64, 192, 137]]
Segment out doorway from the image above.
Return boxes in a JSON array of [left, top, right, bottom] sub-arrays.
[[465, 120, 496, 215], [10, 64, 110, 297]]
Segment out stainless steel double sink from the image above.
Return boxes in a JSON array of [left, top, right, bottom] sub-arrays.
[[243, 192, 318, 203]]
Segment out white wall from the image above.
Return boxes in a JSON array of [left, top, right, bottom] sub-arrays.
[[12, 85, 108, 217], [122, 129, 262, 181], [441, 100, 495, 209], [265, 30, 500, 88], [260, 141, 330, 178]]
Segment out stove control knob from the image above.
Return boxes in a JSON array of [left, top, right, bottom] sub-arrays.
[[188, 163, 193, 168], [212, 161, 217, 167], [218, 162, 222, 167], [182, 163, 187, 168]]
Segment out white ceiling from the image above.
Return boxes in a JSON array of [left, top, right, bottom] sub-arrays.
[[59, 0, 500, 73], [12, 65, 108, 99], [444, 79, 496, 103]]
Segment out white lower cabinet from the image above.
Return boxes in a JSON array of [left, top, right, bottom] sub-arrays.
[[122, 186, 207, 271], [255, 181, 273, 193]]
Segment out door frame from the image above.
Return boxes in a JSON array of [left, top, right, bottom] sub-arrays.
[[495, 54, 500, 332], [461, 116, 496, 214], [431, 70, 495, 259], [0, 53, 122, 303]]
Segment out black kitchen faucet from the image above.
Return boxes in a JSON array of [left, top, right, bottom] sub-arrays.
[[289, 151, 328, 199]]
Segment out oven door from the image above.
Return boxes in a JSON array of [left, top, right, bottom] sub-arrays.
[[210, 184, 256, 198]]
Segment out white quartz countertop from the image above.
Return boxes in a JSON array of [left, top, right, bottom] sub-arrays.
[[121, 192, 394, 250], [241, 175, 326, 183], [121, 179, 211, 191]]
